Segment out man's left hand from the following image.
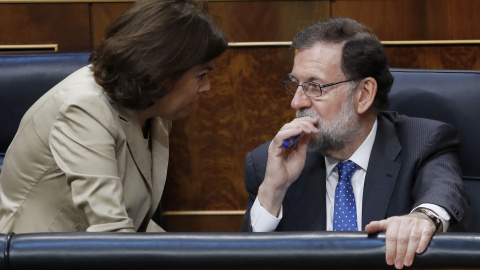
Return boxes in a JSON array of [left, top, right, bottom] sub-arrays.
[[364, 213, 438, 269]]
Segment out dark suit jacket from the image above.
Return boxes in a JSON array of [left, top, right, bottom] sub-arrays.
[[241, 111, 472, 232]]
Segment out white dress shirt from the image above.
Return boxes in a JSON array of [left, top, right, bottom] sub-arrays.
[[250, 120, 450, 232]]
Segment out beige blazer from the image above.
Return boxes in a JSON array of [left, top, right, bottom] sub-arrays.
[[0, 66, 170, 233]]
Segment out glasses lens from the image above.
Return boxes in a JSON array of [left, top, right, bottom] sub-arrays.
[[284, 81, 298, 95], [303, 82, 322, 97]]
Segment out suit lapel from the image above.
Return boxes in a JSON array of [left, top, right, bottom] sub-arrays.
[[286, 150, 327, 231], [116, 104, 152, 188], [362, 113, 402, 228], [312, 153, 327, 231]]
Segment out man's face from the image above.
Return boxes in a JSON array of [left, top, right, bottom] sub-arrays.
[[289, 42, 360, 156]]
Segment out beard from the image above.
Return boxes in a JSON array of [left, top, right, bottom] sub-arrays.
[[296, 92, 360, 157]]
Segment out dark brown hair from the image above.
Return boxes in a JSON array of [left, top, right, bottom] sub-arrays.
[[292, 17, 393, 112], [89, 0, 227, 110]]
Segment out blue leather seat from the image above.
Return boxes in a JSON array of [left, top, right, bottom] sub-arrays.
[[0, 52, 90, 155], [389, 69, 480, 232]]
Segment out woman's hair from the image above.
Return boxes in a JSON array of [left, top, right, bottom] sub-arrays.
[[89, 0, 228, 110], [292, 17, 394, 113]]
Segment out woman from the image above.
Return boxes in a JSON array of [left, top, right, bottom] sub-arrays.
[[0, 0, 227, 233]]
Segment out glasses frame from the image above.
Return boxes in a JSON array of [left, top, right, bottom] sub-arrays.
[[283, 79, 354, 97]]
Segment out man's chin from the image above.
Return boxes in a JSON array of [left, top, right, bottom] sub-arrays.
[[306, 139, 341, 158], [306, 143, 326, 155]]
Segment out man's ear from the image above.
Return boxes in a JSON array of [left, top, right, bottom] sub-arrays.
[[355, 77, 377, 114]]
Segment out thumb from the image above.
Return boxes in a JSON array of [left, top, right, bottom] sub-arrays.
[[365, 220, 388, 233], [295, 133, 311, 153]]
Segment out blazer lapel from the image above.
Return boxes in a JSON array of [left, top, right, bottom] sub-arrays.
[[148, 117, 171, 217], [362, 112, 402, 229], [116, 104, 152, 188]]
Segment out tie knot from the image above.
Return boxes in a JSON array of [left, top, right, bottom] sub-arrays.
[[336, 160, 358, 181]]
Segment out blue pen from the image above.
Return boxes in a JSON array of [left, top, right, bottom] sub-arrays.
[[283, 134, 301, 149]]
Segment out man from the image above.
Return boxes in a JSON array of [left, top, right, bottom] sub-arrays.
[[241, 17, 471, 269]]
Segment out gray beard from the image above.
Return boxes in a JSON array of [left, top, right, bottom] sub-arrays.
[[296, 94, 360, 157]]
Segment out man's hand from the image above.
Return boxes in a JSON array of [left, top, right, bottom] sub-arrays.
[[257, 117, 318, 217], [364, 213, 438, 269]]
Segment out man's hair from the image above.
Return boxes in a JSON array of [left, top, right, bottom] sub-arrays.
[[89, 0, 228, 110], [292, 17, 393, 112]]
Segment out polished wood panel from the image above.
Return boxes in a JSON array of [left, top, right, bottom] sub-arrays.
[[0, 44, 57, 53], [332, 0, 480, 40], [385, 45, 480, 70], [162, 47, 296, 212], [90, 3, 133, 49], [0, 0, 134, 2], [89, 1, 330, 47], [162, 213, 244, 232], [208, 1, 330, 42], [0, 3, 90, 51]]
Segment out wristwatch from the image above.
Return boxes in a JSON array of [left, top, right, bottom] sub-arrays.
[[415, 208, 442, 231]]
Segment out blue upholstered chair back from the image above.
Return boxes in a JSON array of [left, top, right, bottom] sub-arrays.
[[0, 53, 90, 154], [389, 69, 480, 232]]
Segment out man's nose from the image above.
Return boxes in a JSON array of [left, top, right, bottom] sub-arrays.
[[291, 86, 312, 110]]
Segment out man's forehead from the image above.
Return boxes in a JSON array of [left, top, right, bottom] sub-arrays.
[[295, 43, 343, 59], [292, 43, 344, 80]]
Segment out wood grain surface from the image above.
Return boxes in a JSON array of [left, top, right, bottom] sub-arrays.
[[0, 3, 90, 51], [209, 0, 329, 42], [162, 47, 296, 212], [90, 2, 133, 49], [332, 0, 480, 40]]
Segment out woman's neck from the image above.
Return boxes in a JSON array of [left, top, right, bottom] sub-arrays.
[[137, 110, 151, 139]]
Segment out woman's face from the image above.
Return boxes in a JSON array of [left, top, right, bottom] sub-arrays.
[[152, 59, 216, 120]]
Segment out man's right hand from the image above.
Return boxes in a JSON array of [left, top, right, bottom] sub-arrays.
[[257, 117, 319, 217]]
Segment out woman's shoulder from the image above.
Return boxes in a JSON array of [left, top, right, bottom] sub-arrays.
[[50, 67, 116, 113], [58, 66, 105, 98]]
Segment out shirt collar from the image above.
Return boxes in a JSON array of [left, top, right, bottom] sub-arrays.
[[325, 119, 378, 175]]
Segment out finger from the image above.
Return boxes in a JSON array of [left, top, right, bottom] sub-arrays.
[[282, 118, 319, 133], [364, 222, 377, 233], [384, 218, 400, 267], [290, 132, 315, 155], [292, 116, 319, 125], [275, 128, 303, 142], [273, 122, 317, 151], [403, 224, 423, 267], [394, 218, 415, 269], [416, 224, 435, 254], [365, 220, 387, 233]]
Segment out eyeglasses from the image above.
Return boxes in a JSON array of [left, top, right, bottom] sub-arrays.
[[283, 79, 354, 97]]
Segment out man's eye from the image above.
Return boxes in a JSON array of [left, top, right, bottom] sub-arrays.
[[198, 73, 207, 80], [308, 83, 322, 90]]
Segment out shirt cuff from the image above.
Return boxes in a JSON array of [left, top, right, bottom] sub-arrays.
[[250, 197, 282, 232], [412, 203, 450, 232]]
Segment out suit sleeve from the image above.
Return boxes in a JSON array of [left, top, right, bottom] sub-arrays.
[[412, 123, 472, 231], [49, 94, 135, 232]]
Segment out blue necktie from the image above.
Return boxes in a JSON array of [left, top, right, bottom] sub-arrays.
[[333, 160, 359, 231]]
